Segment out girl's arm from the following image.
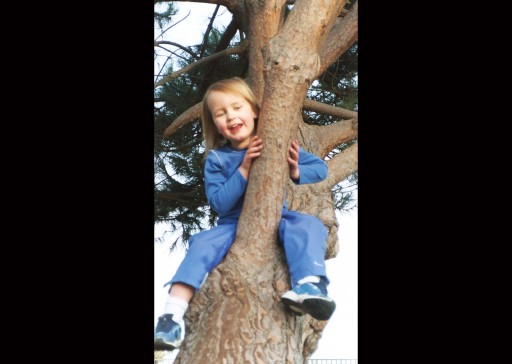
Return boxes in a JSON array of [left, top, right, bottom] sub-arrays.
[[292, 145, 328, 185], [237, 135, 262, 180], [204, 151, 248, 215]]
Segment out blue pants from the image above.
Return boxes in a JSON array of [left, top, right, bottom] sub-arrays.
[[165, 210, 328, 290]]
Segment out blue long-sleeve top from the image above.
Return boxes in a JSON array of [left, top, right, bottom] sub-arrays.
[[205, 145, 328, 224]]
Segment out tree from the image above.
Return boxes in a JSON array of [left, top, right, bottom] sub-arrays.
[[154, 0, 358, 362]]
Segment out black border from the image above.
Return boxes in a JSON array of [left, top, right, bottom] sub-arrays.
[[11, 3, 155, 361], [10, 0, 500, 361]]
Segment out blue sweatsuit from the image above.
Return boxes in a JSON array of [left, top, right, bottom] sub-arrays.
[[165, 144, 329, 291]]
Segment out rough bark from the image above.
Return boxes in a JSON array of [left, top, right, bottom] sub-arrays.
[[317, 0, 358, 77], [164, 1, 357, 363], [303, 118, 358, 158]]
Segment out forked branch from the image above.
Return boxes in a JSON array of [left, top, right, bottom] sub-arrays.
[[154, 41, 249, 88]]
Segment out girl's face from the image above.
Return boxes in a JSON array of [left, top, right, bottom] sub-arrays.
[[207, 90, 258, 149]]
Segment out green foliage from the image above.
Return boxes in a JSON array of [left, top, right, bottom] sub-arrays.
[[306, 42, 358, 125], [332, 171, 358, 212], [154, 2, 177, 29], [306, 42, 358, 210], [154, 11, 248, 247]]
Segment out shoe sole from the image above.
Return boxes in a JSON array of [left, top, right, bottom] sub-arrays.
[[154, 331, 182, 351], [302, 297, 336, 321], [154, 337, 181, 351], [281, 297, 307, 316]]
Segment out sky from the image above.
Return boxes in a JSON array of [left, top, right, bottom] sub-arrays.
[[154, 2, 357, 361]]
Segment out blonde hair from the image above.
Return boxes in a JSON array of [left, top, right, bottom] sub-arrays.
[[201, 77, 260, 155]]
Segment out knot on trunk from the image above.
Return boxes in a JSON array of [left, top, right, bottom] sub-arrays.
[[220, 269, 246, 297]]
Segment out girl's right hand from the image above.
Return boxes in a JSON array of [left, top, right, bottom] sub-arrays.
[[238, 135, 263, 179]]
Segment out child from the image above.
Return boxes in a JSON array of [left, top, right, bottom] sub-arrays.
[[154, 77, 335, 350]]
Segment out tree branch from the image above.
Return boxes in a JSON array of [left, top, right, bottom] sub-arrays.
[[155, 40, 199, 59], [325, 142, 358, 189], [155, 190, 202, 203], [279, 0, 347, 51], [317, 0, 358, 77], [162, 0, 244, 22], [199, 5, 220, 58], [160, 0, 234, 7], [200, 17, 240, 93], [154, 41, 248, 88], [299, 118, 357, 158], [303, 98, 357, 120], [284, 0, 349, 15], [163, 102, 202, 138]]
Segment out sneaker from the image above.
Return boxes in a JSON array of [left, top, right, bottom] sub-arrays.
[[154, 314, 183, 351], [281, 281, 336, 321]]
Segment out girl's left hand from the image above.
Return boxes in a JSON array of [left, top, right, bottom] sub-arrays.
[[288, 139, 300, 182]]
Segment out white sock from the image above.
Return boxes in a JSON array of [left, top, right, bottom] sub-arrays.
[[163, 296, 188, 323], [298, 275, 321, 285]]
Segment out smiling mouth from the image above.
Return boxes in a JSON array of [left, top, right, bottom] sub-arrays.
[[229, 123, 242, 130]]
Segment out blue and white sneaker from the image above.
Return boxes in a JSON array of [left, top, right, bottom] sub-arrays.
[[154, 314, 183, 351], [281, 280, 336, 321]]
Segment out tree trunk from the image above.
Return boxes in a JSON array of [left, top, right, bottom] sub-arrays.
[[173, 1, 356, 362]]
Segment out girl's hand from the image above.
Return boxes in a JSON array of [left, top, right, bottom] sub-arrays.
[[238, 135, 263, 179], [288, 139, 300, 182]]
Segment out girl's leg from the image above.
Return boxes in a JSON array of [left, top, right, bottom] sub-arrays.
[[155, 223, 237, 349], [165, 223, 238, 290], [162, 282, 194, 324], [278, 210, 329, 287], [279, 210, 335, 320], [169, 282, 194, 302]]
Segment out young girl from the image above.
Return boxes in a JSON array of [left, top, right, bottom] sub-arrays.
[[154, 77, 335, 350]]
